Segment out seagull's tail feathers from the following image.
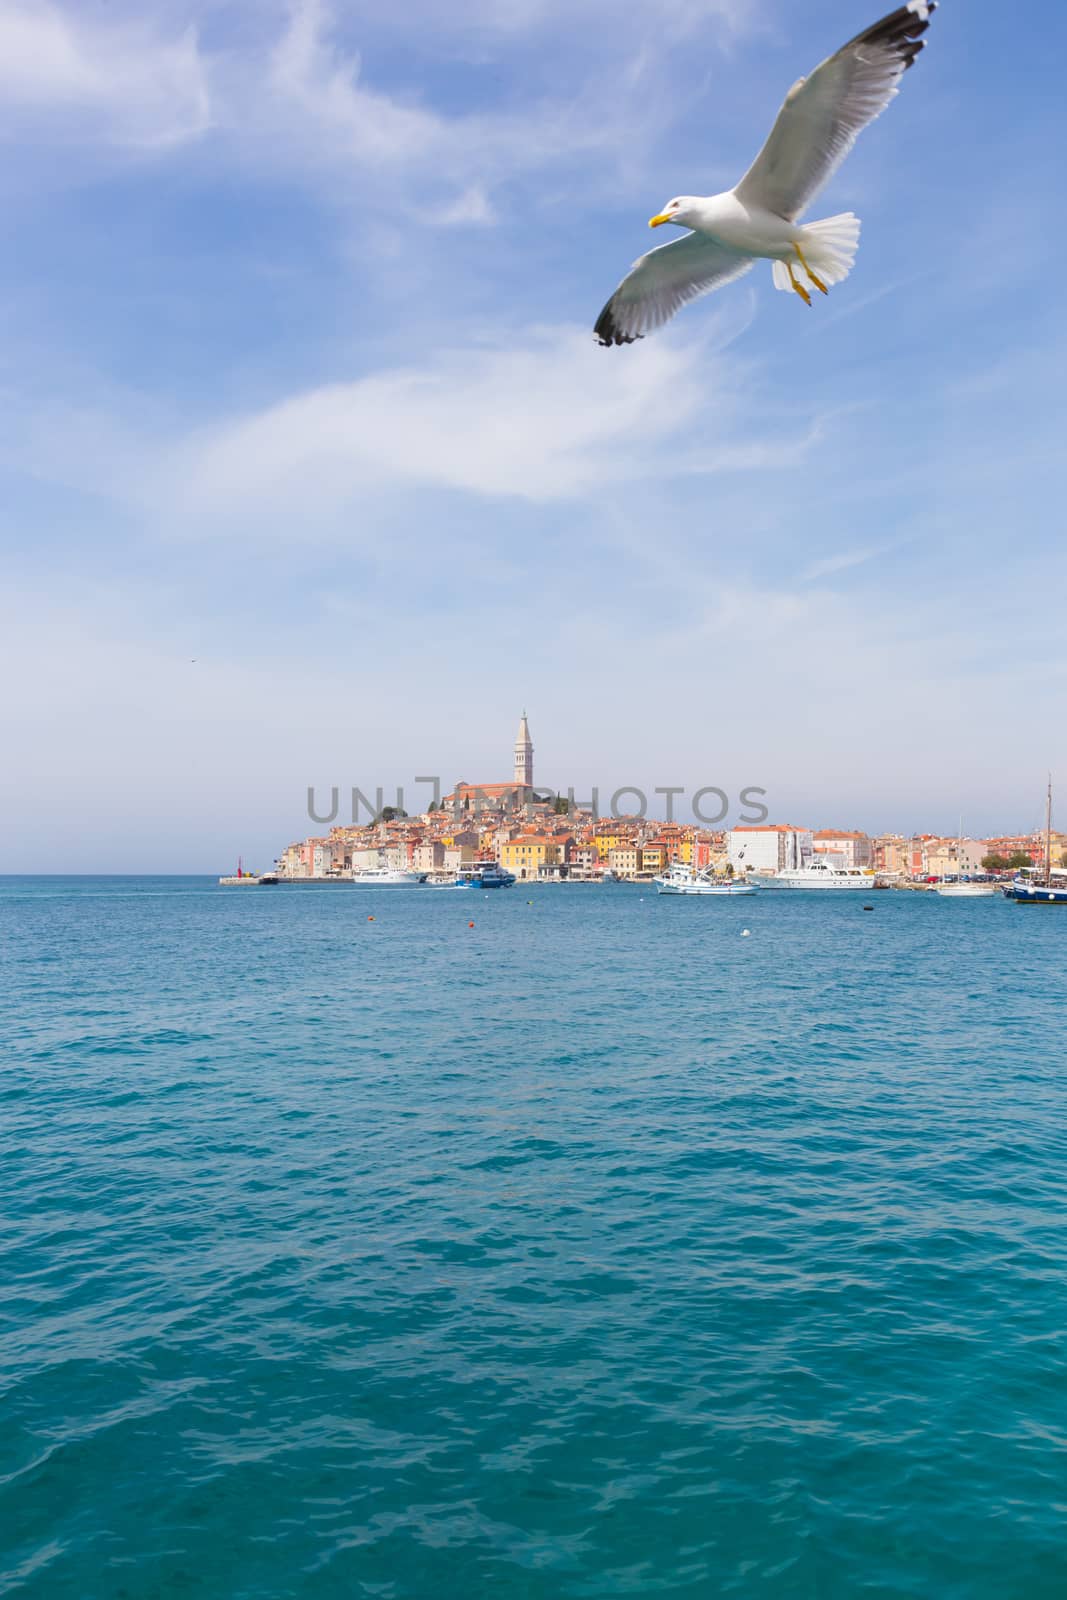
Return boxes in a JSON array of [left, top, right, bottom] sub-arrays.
[[772, 213, 861, 293]]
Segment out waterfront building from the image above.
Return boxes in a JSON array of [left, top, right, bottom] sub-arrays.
[[414, 841, 445, 874], [594, 830, 623, 860], [873, 835, 909, 876], [959, 838, 992, 875], [640, 843, 669, 875], [500, 833, 562, 880], [727, 825, 813, 876], [701, 834, 728, 872], [981, 836, 1041, 867], [813, 829, 873, 869], [570, 845, 598, 876], [922, 837, 989, 879], [909, 836, 935, 877], [278, 842, 307, 878], [921, 839, 956, 879], [608, 846, 640, 879], [350, 846, 382, 874], [444, 844, 477, 872]]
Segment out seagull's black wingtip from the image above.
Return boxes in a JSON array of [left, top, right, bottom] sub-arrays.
[[852, 3, 937, 70], [593, 305, 642, 348]]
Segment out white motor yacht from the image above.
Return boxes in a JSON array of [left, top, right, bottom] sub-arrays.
[[351, 866, 426, 886], [749, 861, 875, 891]]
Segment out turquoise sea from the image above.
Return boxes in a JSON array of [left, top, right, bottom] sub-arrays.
[[2, 876, 1066, 1599]]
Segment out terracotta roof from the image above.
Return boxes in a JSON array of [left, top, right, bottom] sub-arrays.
[[730, 824, 809, 834]]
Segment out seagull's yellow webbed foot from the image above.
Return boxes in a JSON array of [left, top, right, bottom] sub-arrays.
[[787, 262, 812, 307], [795, 244, 829, 296]]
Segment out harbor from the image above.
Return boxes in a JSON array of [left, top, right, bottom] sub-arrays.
[[223, 717, 1065, 897]]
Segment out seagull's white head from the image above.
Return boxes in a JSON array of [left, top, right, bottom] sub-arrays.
[[649, 196, 698, 229]]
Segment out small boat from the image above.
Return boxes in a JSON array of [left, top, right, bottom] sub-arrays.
[[935, 880, 999, 898], [935, 818, 998, 897], [1007, 779, 1067, 904], [654, 864, 754, 896]]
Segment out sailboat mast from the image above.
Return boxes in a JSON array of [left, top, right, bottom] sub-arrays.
[[1045, 775, 1053, 883]]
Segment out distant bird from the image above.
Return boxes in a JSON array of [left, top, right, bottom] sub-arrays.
[[595, 3, 936, 346]]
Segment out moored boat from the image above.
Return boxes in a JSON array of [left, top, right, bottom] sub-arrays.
[[452, 863, 516, 889], [749, 861, 875, 890], [1011, 871, 1067, 905], [654, 864, 754, 896], [935, 818, 998, 897], [1007, 779, 1067, 904], [935, 880, 999, 898], [351, 866, 427, 885]]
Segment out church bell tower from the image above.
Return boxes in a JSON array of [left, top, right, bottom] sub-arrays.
[[513, 712, 534, 791]]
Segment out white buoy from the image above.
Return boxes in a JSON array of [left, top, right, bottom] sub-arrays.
[[741, 929, 751, 938]]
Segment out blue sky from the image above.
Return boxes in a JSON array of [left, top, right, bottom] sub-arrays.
[[2, 0, 1065, 869]]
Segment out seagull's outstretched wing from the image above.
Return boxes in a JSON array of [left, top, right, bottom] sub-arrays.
[[734, 3, 936, 222], [594, 232, 755, 346]]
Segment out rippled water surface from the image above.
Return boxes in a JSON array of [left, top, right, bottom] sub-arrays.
[[2, 877, 1066, 1598]]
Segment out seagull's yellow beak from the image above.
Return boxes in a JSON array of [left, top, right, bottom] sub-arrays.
[[648, 212, 672, 229]]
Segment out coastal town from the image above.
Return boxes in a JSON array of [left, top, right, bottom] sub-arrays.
[[262, 717, 1065, 886]]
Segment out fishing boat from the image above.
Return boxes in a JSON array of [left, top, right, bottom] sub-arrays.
[[654, 864, 754, 896], [936, 820, 998, 897], [1008, 779, 1067, 904]]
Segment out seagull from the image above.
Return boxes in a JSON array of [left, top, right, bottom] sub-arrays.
[[594, 2, 937, 346]]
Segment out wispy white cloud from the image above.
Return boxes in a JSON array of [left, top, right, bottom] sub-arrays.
[[0, 0, 762, 218], [251, 0, 660, 212], [264, 0, 452, 173], [799, 541, 896, 583], [157, 323, 813, 526], [0, 0, 211, 147], [373, 0, 760, 46]]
